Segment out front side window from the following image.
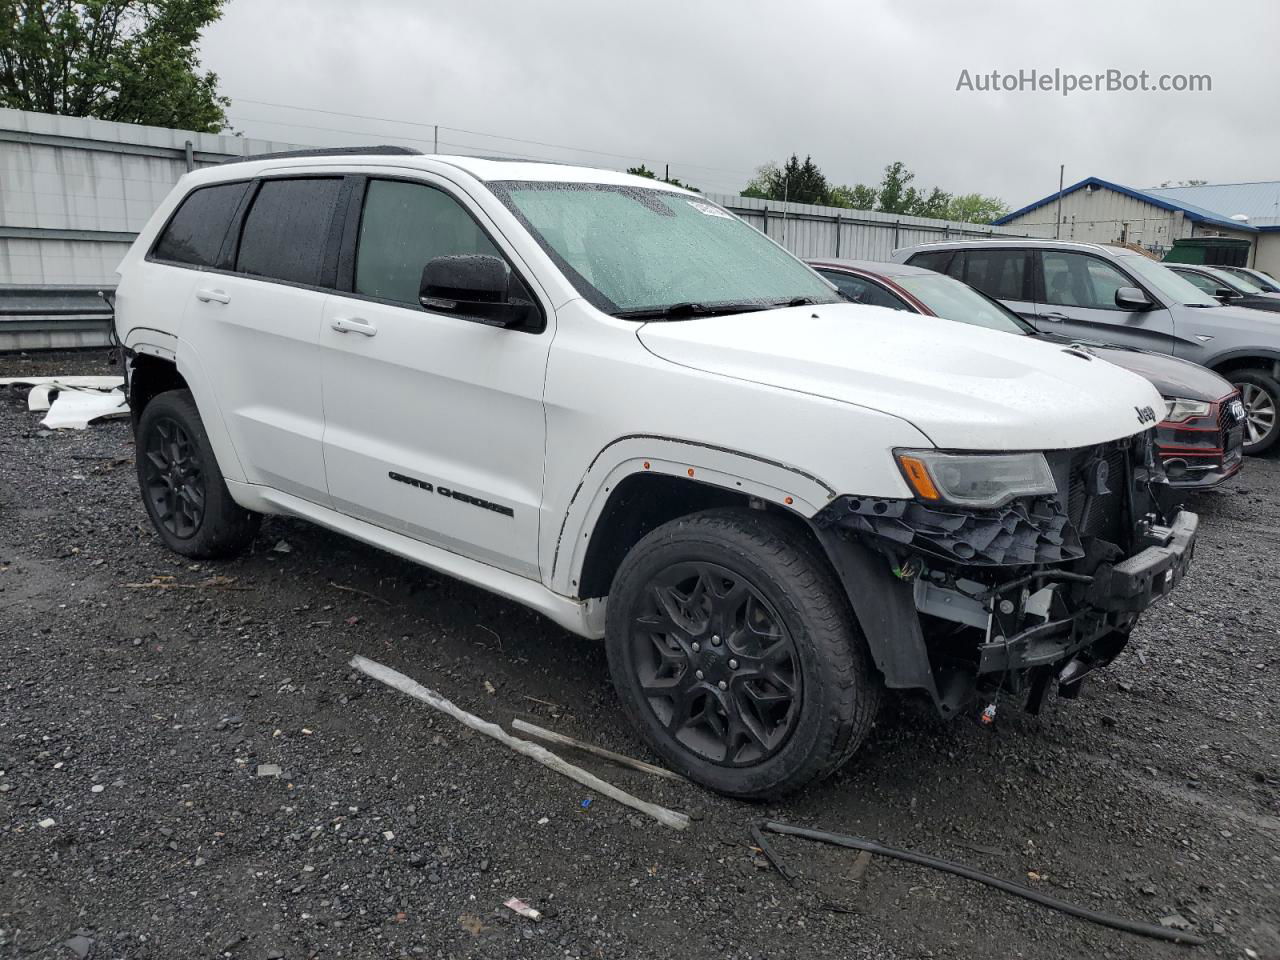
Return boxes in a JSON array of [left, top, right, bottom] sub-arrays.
[[355, 179, 504, 305], [819, 271, 910, 310], [1039, 251, 1131, 310], [1174, 269, 1222, 296], [491, 182, 840, 316], [1203, 266, 1260, 293], [236, 178, 343, 286], [961, 249, 1028, 301], [153, 181, 250, 267], [894, 274, 1031, 335], [1116, 254, 1218, 307]]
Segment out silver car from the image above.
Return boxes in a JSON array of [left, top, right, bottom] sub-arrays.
[[892, 239, 1280, 455]]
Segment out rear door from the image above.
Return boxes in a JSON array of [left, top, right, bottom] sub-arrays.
[[318, 174, 551, 578], [1031, 250, 1175, 352], [181, 175, 345, 506]]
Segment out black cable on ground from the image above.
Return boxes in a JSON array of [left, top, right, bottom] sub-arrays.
[[760, 820, 1205, 947]]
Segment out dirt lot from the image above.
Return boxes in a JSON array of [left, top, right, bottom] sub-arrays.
[[1, 350, 1277, 960]]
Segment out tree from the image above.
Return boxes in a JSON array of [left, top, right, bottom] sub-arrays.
[[828, 183, 878, 210], [1160, 179, 1207, 187], [740, 154, 829, 205], [944, 192, 1010, 224], [0, 0, 230, 133]]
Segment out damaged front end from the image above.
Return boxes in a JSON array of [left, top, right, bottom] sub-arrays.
[[813, 430, 1197, 718]]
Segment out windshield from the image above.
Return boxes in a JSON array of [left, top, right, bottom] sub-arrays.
[[894, 274, 1031, 335], [1203, 266, 1262, 294], [1116, 254, 1220, 307], [490, 182, 842, 316]]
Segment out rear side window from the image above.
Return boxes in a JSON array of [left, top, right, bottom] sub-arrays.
[[354, 179, 502, 305], [236, 178, 342, 286], [906, 250, 953, 273], [961, 249, 1027, 300], [152, 182, 250, 267]]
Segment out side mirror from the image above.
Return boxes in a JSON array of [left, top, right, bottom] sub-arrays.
[[1214, 286, 1240, 302], [419, 254, 533, 328], [1114, 286, 1154, 311]]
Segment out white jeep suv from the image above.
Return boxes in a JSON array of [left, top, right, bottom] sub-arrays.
[[112, 148, 1197, 798]]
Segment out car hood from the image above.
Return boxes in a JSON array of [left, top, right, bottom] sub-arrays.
[[637, 303, 1165, 451], [1036, 334, 1235, 402]]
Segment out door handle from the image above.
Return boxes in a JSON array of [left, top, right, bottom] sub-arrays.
[[330, 316, 377, 337], [1040, 311, 1071, 322], [195, 288, 231, 304]]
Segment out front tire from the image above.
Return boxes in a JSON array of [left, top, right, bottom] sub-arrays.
[[135, 389, 260, 559], [605, 509, 879, 799], [1231, 369, 1280, 455]]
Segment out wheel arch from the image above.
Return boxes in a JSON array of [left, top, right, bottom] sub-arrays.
[[1206, 349, 1280, 381], [552, 436, 836, 599], [124, 333, 247, 485]]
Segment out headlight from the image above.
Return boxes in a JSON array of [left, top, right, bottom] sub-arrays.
[[894, 450, 1057, 508], [1163, 398, 1211, 423]]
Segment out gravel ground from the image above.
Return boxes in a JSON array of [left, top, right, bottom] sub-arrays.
[[1, 350, 1277, 960]]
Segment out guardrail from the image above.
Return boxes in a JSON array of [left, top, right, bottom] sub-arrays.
[[0, 285, 114, 352]]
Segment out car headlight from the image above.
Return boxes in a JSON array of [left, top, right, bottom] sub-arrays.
[[1163, 398, 1211, 423], [894, 450, 1057, 509]]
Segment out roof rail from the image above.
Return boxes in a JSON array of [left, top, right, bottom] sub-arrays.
[[218, 145, 423, 165]]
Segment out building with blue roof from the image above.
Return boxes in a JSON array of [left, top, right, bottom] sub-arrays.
[[993, 177, 1280, 275]]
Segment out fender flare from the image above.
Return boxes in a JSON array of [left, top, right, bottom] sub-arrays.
[[123, 327, 248, 484], [548, 435, 836, 596]]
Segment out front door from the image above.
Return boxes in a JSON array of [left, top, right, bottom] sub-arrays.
[[319, 175, 551, 578], [1031, 250, 1175, 353]]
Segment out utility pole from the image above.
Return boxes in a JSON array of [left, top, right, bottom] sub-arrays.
[[433, 125, 438, 154], [664, 163, 669, 182], [1055, 164, 1064, 239]]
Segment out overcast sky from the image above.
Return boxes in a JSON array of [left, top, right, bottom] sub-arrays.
[[199, 0, 1278, 208]]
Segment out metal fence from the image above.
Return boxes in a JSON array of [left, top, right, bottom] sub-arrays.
[[703, 193, 1036, 261], [0, 106, 1035, 348]]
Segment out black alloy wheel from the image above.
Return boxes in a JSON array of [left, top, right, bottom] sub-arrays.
[[630, 560, 801, 766], [142, 416, 206, 539], [134, 389, 260, 559]]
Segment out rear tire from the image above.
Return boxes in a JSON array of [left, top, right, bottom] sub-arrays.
[[605, 509, 879, 799], [1231, 368, 1280, 455], [135, 389, 260, 559]]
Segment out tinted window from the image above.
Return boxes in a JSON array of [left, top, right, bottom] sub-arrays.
[[962, 249, 1027, 300], [818, 271, 911, 310], [906, 250, 953, 273], [1040, 252, 1130, 309], [153, 182, 250, 267], [355, 179, 502, 304], [236, 178, 342, 286]]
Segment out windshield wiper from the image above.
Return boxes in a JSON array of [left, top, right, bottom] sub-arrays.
[[612, 301, 769, 321]]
